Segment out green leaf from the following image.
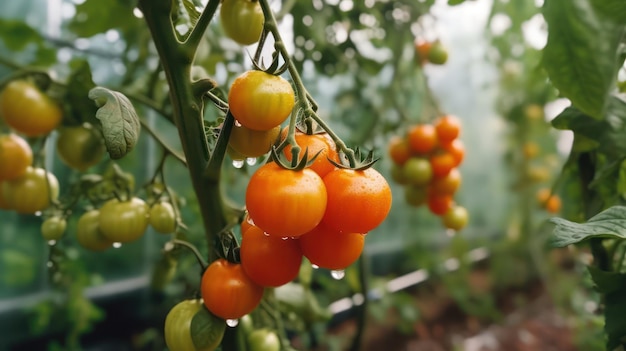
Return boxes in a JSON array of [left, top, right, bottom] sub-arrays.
[[542, 0, 624, 119], [190, 306, 226, 350], [448, 0, 466, 5], [88, 87, 141, 159], [64, 60, 99, 126], [0, 19, 44, 51], [587, 266, 626, 350], [549, 206, 626, 247]]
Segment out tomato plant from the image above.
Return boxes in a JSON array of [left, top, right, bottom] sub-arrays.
[[200, 258, 264, 320], [220, 0, 264, 46], [322, 167, 392, 234], [228, 70, 295, 131], [55, 124, 106, 171], [245, 162, 327, 237], [299, 223, 365, 270], [240, 225, 303, 287], [2, 167, 59, 214], [0, 80, 62, 137], [0, 133, 33, 181], [164, 299, 226, 351], [98, 197, 149, 243]]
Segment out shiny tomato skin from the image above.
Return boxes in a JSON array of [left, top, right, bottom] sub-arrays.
[[149, 201, 177, 234], [299, 223, 365, 270], [2, 167, 59, 214], [0, 133, 33, 181], [201, 258, 264, 320], [407, 124, 437, 154], [322, 167, 392, 233], [56, 124, 106, 171], [41, 216, 67, 241], [0, 80, 63, 137], [98, 197, 150, 243], [228, 123, 280, 158], [164, 299, 225, 351], [240, 212, 255, 238], [240, 225, 303, 287], [430, 152, 456, 178], [245, 162, 327, 237], [282, 131, 340, 177], [228, 70, 295, 131], [76, 210, 113, 251], [220, 0, 264, 45], [434, 115, 461, 145]]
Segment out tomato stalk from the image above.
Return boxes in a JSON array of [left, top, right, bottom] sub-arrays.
[[138, 0, 236, 267]]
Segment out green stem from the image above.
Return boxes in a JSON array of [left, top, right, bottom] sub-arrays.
[[123, 90, 174, 124], [139, 0, 231, 267], [349, 256, 369, 351], [182, 0, 221, 60], [138, 117, 187, 165], [170, 239, 208, 270]]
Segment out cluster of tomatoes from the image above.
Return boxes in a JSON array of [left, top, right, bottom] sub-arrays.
[[415, 39, 449, 66], [388, 115, 468, 231]]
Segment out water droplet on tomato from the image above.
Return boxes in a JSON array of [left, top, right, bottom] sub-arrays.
[[246, 157, 257, 166], [113, 242, 122, 248], [311, 264, 320, 270], [234, 120, 242, 127], [263, 232, 270, 237], [232, 159, 245, 168], [226, 319, 239, 327], [330, 269, 345, 280], [281, 237, 289, 240]]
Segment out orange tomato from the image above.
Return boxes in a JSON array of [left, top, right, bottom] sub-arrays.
[[282, 131, 340, 177], [407, 124, 437, 154], [388, 136, 412, 165], [430, 168, 462, 194], [0, 80, 63, 137], [0, 133, 33, 181], [299, 223, 365, 270], [443, 139, 465, 166], [434, 115, 461, 145], [430, 152, 456, 178], [228, 123, 280, 158], [427, 192, 453, 215]]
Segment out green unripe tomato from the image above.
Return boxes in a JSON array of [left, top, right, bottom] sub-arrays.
[[56, 124, 106, 171], [442, 205, 469, 230], [427, 41, 448, 65], [402, 157, 432, 186], [220, 0, 264, 45], [98, 197, 149, 243], [41, 216, 67, 241], [164, 299, 226, 351], [149, 201, 177, 234], [404, 184, 427, 207], [247, 328, 280, 351]]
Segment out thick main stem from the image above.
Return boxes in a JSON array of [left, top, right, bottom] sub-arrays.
[[139, 0, 228, 264]]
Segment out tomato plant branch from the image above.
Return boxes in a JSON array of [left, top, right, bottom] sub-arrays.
[[170, 239, 208, 270], [183, 0, 221, 61], [138, 117, 187, 165], [139, 0, 232, 268], [122, 90, 174, 124]]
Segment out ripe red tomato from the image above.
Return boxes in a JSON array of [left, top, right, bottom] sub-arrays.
[[220, 0, 264, 46], [76, 210, 113, 251], [55, 124, 106, 171], [240, 225, 303, 287], [434, 115, 461, 145], [164, 299, 226, 351], [322, 167, 392, 233], [387, 136, 411, 165], [430, 167, 461, 194], [2, 167, 59, 214], [407, 124, 437, 154], [429, 152, 456, 178], [0, 80, 63, 137], [240, 212, 255, 237], [442, 205, 469, 230], [98, 197, 149, 243], [299, 223, 365, 270], [282, 131, 340, 177], [427, 192, 454, 215], [443, 139, 465, 165], [228, 70, 295, 131], [229, 123, 280, 158], [201, 258, 264, 320], [246, 162, 327, 237], [0, 133, 33, 181]]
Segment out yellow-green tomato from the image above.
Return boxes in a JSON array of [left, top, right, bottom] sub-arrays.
[[76, 210, 113, 251], [149, 201, 176, 234], [164, 299, 226, 351], [2, 167, 59, 214], [56, 124, 106, 171], [220, 0, 264, 45], [41, 216, 67, 241], [98, 197, 149, 243], [228, 124, 280, 158], [248, 329, 280, 351]]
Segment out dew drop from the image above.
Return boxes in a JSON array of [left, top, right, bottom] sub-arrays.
[[263, 232, 270, 237], [234, 120, 242, 127], [47, 240, 56, 246], [35, 211, 43, 217], [232, 159, 245, 168], [281, 237, 289, 240], [226, 319, 239, 327], [311, 264, 320, 270], [331, 269, 345, 280], [46, 261, 54, 268], [246, 157, 257, 166], [113, 242, 122, 248]]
